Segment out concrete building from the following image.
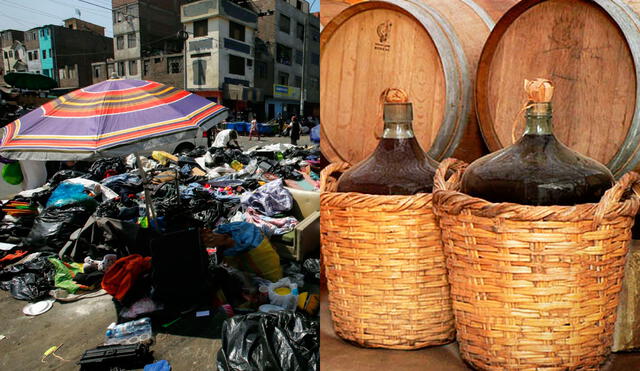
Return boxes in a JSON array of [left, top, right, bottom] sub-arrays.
[[181, 0, 261, 109], [64, 18, 106, 36], [24, 28, 41, 74], [111, 0, 183, 81], [1, 30, 25, 77], [252, 0, 320, 119], [38, 21, 113, 88]]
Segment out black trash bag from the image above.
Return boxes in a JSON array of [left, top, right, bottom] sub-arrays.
[[0, 256, 55, 300], [303, 259, 320, 282], [59, 216, 140, 262], [48, 169, 89, 188], [217, 311, 319, 371], [24, 201, 98, 251], [186, 146, 207, 157], [88, 157, 126, 180]]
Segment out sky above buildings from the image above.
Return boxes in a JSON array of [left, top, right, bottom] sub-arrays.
[[0, 0, 320, 38]]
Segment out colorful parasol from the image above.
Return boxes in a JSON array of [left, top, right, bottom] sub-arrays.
[[0, 79, 228, 160]]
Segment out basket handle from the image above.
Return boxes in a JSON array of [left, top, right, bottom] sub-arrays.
[[594, 171, 640, 224], [320, 161, 351, 192], [433, 158, 468, 193]]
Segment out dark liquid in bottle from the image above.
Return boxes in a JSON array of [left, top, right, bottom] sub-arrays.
[[336, 137, 438, 195], [461, 134, 614, 205]]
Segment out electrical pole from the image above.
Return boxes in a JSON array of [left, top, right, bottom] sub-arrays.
[[299, 9, 308, 117]]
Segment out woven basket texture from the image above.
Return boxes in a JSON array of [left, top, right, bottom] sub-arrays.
[[433, 158, 640, 370], [319, 162, 455, 349]]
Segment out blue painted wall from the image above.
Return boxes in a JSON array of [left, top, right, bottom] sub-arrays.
[[38, 27, 54, 79]]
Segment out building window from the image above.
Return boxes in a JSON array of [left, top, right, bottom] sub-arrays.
[[49, 49, 52, 57], [94, 66, 101, 78], [116, 36, 124, 50], [297, 23, 304, 40], [107, 64, 115, 76], [8, 51, 13, 58], [229, 54, 245, 75], [33, 51, 38, 60], [278, 71, 288, 86], [294, 75, 301, 88], [295, 49, 303, 65], [117, 61, 125, 76], [69, 66, 76, 79], [229, 21, 245, 42], [256, 61, 267, 79], [167, 56, 182, 74], [59, 68, 66, 80], [143, 60, 149, 76], [276, 43, 292, 66], [279, 14, 290, 34], [127, 33, 136, 48], [42, 50, 46, 59], [296, 0, 302, 10], [193, 59, 206, 85], [311, 52, 319, 66], [311, 26, 319, 42], [310, 76, 319, 89], [3, 51, 7, 58], [129, 60, 137, 75], [28, 51, 32, 61], [194, 19, 208, 37]]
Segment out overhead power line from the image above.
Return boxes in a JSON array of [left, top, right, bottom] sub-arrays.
[[78, 0, 112, 11]]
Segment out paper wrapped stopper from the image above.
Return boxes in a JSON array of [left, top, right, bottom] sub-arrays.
[[383, 88, 409, 103], [381, 88, 412, 122], [525, 78, 554, 102]]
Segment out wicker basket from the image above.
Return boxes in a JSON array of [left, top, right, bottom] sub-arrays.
[[320, 162, 456, 349], [433, 158, 640, 370]]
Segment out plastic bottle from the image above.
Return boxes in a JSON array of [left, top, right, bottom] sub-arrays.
[[105, 317, 152, 345]]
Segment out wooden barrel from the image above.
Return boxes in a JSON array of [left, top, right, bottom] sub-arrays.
[[320, 0, 516, 166], [320, 0, 359, 29], [476, 0, 640, 177]]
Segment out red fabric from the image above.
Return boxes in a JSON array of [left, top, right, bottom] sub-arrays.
[[0, 250, 28, 268], [101, 254, 152, 301]]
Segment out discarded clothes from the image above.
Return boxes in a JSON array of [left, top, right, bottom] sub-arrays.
[[102, 254, 152, 302], [241, 179, 293, 217], [244, 207, 298, 237]]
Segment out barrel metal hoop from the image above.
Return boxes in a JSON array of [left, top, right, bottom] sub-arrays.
[[595, 0, 640, 176]]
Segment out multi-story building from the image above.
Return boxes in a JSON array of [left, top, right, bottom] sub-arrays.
[[252, 0, 320, 119], [110, 0, 183, 82], [24, 28, 41, 74], [181, 0, 261, 111], [38, 19, 113, 88], [1, 30, 25, 77]]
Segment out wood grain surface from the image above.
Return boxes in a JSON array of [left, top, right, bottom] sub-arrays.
[[476, 0, 640, 176]]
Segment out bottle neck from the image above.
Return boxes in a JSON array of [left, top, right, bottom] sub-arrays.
[[523, 102, 553, 135], [382, 121, 415, 139]]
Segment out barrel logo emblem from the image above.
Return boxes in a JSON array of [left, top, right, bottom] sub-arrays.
[[375, 21, 392, 51]]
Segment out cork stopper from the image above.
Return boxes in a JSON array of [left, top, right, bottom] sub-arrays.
[[382, 88, 412, 122]]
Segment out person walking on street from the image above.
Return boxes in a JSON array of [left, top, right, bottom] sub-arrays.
[[249, 119, 260, 141], [290, 116, 301, 146]]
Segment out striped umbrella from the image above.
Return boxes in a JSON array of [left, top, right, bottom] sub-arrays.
[[0, 79, 228, 160], [0, 78, 228, 221]]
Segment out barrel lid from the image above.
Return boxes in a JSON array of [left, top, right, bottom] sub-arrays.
[[320, 1, 450, 166], [475, 0, 640, 176]]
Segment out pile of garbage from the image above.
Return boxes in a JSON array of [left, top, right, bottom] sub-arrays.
[[0, 142, 321, 370]]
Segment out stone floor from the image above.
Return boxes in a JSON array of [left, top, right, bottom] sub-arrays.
[[0, 291, 223, 370]]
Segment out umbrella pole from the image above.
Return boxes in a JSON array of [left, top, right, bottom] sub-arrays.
[[135, 153, 157, 225]]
